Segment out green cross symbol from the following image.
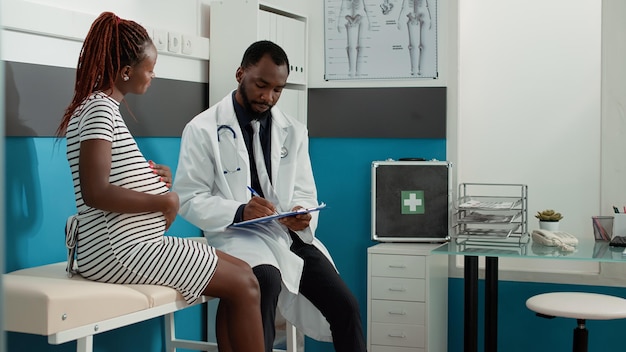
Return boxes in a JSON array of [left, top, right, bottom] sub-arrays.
[[402, 190, 425, 214]]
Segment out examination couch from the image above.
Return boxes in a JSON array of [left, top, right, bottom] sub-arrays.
[[3, 237, 298, 352]]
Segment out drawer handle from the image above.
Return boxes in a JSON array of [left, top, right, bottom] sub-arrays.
[[388, 310, 407, 315], [388, 264, 407, 269], [388, 332, 406, 338], [388, 286, 406, 292]]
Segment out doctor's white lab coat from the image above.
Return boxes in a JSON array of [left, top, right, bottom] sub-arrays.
[[173, 92, 334, 342]]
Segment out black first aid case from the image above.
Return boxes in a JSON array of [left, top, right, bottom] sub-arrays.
[[371, 160, 452, 242]]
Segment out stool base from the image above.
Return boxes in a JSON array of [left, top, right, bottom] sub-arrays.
[[573, 319, 588, 352]]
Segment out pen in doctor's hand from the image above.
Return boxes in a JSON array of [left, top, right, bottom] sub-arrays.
[[247, 186, 280, 215], [247, 186, 261, 198]]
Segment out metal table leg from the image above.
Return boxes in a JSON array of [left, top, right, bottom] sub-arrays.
[[464, 255, 478, 352], [485, 256, 498, 352]]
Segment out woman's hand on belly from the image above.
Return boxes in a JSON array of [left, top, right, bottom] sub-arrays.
[[149, 160, 172, 188], [161, 192, 180, 230]]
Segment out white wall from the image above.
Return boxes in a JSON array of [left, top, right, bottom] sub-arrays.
[[455, 0, 604, 276], [452, 0, 626, 284], [457, 0, 601, 237], [1, 0, 209, 82]]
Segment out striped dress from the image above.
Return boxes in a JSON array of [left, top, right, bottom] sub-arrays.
[[65, 92, 217, 304]]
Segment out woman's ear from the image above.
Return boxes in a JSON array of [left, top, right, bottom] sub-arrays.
[[121, 65, 132, 81]]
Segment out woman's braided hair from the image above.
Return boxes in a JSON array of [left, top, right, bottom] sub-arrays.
[[57, 12, 152, 136]]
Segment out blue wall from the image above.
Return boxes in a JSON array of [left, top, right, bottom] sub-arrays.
[[4, 135, 446, 351], [5, 137, 205, 352], [8, 135, 626, 352], [447, 279, 626, 352], [307, 137, 446, 351]]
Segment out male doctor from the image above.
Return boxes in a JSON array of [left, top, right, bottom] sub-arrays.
[[173, 41, 366, 352]]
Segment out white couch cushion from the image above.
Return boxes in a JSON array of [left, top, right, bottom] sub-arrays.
[[4, 263, 150, 335], [3, 238, 209, 336]]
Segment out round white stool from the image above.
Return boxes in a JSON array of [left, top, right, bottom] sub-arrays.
[[526, 292, 626, 352]]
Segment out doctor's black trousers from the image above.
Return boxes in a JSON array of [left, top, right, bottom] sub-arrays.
[[253, 232, 367, 352]]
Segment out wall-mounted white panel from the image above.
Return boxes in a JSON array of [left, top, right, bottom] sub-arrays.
[[1, 0, 209, 60], [256, 10, 306, 85], [601, 0, 626, 217], [1, 31, 81, 68], [277, 88, 306, 124], [2, 30, 207, 83], [208, 0, 257, 105], [11, 0, 200, 35], [279, 15, 306, 85], [1, 0, 209, 82], [258, 10, 273, 41], [210, 0, 308, 122]]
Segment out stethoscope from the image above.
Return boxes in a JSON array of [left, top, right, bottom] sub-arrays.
[[217, 124, 290, 174], [217, 124, 238, 142], [217, 125, 241, 174]]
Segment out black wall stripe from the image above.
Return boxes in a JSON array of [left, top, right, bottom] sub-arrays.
[[307, 87, 446, 138], [4, 61, 208, 137], [5, 61, 445, 139]]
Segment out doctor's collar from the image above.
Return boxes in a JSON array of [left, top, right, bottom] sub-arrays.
[[232, 93, 272, 128]]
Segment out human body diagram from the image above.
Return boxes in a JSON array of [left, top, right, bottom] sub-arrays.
[[337, 0, 372, 77], [325, 0, 436, 79], [397, 0, 432, 76]]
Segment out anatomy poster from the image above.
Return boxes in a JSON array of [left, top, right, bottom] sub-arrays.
[[324, 0, 437, 80]]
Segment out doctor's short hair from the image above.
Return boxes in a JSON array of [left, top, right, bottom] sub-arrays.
[[240, 40, 290, 74]]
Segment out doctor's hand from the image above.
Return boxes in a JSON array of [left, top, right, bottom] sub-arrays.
[[243, 196, 277, 220], [278, 206, 311, 232]]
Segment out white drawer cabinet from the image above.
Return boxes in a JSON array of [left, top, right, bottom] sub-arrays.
[[371, 277, 426, 302], [367, 243, 448, 352], [371, 300, 425, 325]]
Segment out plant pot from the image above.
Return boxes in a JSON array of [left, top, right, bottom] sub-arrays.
[[539, 221, 559, 231]]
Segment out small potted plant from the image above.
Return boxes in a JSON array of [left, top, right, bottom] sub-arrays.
[[535, 209, 563, 231]]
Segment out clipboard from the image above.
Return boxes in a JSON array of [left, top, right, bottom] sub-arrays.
[[229, 203, 327, 228]]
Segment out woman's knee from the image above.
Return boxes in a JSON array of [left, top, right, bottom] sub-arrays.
[[212, 259, 260, 301], [238, 267, 261, 300]]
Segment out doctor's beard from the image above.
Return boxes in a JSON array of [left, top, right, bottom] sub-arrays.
[[238, 83, 273, 119]]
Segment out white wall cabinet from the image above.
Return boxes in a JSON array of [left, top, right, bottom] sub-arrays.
[[367, 243, 448, 352], [209, 0, 308, 124]]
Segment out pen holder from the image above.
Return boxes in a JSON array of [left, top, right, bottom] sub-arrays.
[[592, 216, 614, 241], [613, 214, 626, 237]]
